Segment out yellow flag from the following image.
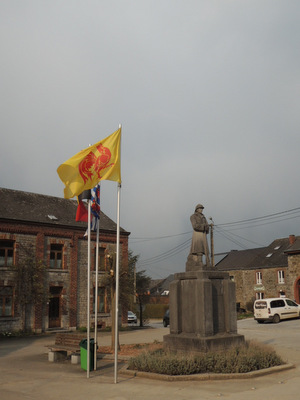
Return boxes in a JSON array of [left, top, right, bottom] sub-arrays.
[[57, 128, 121, 199]]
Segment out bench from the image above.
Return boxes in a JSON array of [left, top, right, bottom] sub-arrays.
[[47, 333, 86, 362]]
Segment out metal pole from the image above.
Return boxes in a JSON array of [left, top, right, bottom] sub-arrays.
[[94, 220, 99, 370], [114, 182, 121, 383], [87, 200, 91, 378]]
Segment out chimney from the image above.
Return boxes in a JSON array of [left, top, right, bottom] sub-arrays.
[[289, 235, 296, 245]]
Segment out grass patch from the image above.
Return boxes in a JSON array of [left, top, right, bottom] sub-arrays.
[[128, 341, 284, 375], [237, 312, 254, 320], [0, 330, 37, 338]]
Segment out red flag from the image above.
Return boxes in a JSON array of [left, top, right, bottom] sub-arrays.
[[76, 200, 88, 222]]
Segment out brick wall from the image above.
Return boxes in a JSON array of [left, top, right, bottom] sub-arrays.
[[0, 220, 129, 333]]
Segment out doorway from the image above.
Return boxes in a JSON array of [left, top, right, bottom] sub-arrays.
[[294, 278, 300, 304], [49, 287, 62, 328]]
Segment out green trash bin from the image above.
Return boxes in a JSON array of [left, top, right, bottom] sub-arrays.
[[79, 338, 95, 371]]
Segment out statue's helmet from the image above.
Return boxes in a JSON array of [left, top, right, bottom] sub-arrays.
[[195, 204, 204, 211]]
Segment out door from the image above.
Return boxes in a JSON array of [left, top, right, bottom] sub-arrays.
[[285, 299, 299, 318], [49, 287, 62, 328], [296, 279, 300, 304]]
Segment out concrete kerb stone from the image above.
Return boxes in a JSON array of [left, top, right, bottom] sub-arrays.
[[119, 363, 295, 382], [98, 353, 130, 361]]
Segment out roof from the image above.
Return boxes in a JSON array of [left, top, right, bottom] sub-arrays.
[[216, 248, 264, 271], [0, 187, 129, 234], [150, 274, 174, 295], [248, 238, 292, 269], [284, 237, 300, 254], [216, 236, 300, 271]]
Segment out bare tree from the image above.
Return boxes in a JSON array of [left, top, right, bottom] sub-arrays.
[[13, 244, 48, 332], [135, 269, 151, 327], [99, 249, 140, 349]]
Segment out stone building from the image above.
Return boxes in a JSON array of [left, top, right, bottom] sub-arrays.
[[216, 235, 300, 310], [0, 188, 130, 333]]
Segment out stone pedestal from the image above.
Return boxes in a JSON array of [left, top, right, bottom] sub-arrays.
[[163, 268, 244, 354]]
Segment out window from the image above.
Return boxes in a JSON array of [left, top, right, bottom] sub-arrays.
[[0, 240, 14, 267], [256, 292, 264, 300], [255, 300, 266, 309], [256, 271, 262, 284], [95, 247, 106, 271], [0, 286, 13, 316], [278, 270, 285, 284], [50, 244, 63, 269], [270, 299, 285, 308], [47, 215, 58, 220], [93, 287, 108, 313], [286, 299, 298, 307]]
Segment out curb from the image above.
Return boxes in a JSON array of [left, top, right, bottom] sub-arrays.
[[119, 363, 295, 381], [98, 353, 130, 361]]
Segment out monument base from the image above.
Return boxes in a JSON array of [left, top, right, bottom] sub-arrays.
[[163, 332, 245, 354], [164, 269, 245, 355]]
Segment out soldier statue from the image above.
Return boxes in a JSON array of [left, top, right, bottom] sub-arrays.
[[188, 204, 211, 268]]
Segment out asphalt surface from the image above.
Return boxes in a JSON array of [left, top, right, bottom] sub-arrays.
[[1, 318, 300, 400]]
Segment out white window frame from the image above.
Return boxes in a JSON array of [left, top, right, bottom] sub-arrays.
[[256, 292, 264, 300], [256, 271, 262, 284], [278, 270, 285, 284]]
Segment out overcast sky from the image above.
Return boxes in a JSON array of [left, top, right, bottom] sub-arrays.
[[1, 1, 300, 279]]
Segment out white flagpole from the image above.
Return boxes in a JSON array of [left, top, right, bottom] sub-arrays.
[[87, 199, 91, 378], [114, 182, 121, 383], [94, 216, 99, 370], [114, 124, 122, 384]]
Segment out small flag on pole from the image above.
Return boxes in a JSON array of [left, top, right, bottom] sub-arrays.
[[57, 128, 121, 199], [91, 185, 100, 219], [91, 184, 101, 231], [76, 200, 88, 222], [75, 189, 91, 222], [81, 184, 101, 234]]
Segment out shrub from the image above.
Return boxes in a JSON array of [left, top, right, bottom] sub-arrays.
[[127, 341, 284, 375], [144, 304, 169, 318], [246, 300, 254, 312]]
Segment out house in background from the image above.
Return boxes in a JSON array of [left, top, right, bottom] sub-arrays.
[[0, 188, 130, 333], [149, 274, 174, 304], [216, 235, 300, 309]]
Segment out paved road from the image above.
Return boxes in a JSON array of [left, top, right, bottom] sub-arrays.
[[1, 318, 300, 400]]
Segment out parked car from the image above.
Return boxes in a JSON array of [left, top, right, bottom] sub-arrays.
[[127, 311, 137, 324], [163, 309, 169, 327], [254, 297, 300, 323]]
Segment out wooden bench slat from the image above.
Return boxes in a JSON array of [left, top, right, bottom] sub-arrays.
[[47, 331, 101, 360], [47, 333, 86, 356]]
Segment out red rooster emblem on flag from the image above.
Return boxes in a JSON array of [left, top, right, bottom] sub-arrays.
[[78, 144, 114, 184]]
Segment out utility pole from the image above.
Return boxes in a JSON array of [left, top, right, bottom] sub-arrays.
[[209, 218, 214, 267], [133, 263, 136, 303]]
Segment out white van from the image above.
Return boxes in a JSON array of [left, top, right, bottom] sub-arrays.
[[254, 298, 300, 323]]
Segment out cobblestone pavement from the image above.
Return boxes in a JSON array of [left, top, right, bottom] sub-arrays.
[[1, 318, 300, 400]]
